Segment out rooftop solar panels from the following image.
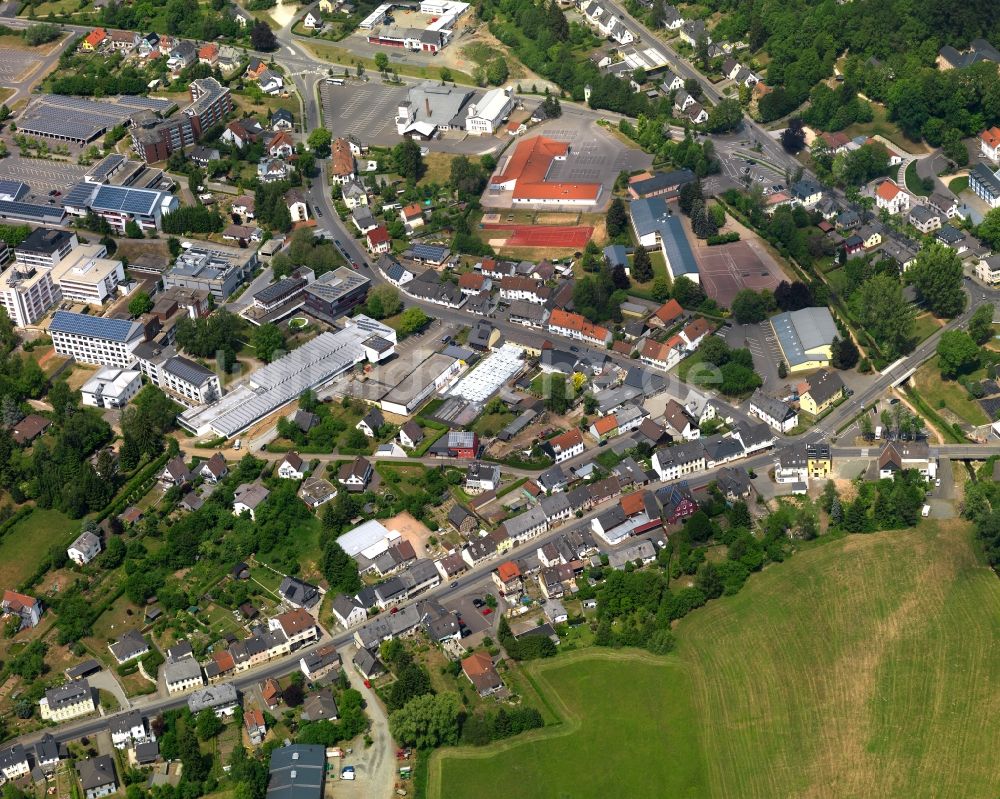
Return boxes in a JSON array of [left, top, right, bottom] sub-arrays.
[[18, 94, 175, 143], [0, 199, 67, 225], [62, 182, 99, 209], [86, 154, 126, 182], [90, 184, 162, 216], [0, 180, 29, 201], [49, 310, 142, 343]]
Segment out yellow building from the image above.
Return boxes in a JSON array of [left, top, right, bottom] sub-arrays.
[[770, 307, 837, 373], [806, 443, 832, 479], [798, 368, 846, 415]]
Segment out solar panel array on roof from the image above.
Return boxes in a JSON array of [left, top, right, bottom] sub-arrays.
[[86, 154, 126, 182], [0, 180, 29, 201], [49, 311, 141, 343], [0, 199, 67, 224], [91, 184, 162, 216], [412, 243, 449, 261], [18, 94, 176, 143], [63, 182, 99, 209], [163, 356, 214, 386]]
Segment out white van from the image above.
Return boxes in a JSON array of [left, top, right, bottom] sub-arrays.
[[233, 439, 242, 450], [921, 504, 931, 517]]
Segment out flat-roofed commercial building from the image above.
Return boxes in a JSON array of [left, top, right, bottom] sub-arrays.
[[380, 352, 464, 416], [179, 316, 395, 438], [81, 366, 142, 408], [133, 341, 222, 408], [302, 266, 371, 324], [164, 243, 258, 301], [88, 184, 179, 234], [14, 228, 78, 270], [50, 243, 126, 304], [0, 261, 60, 327], [49, 310, 145, 368]]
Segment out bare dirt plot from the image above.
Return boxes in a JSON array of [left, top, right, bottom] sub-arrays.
[[383, 510, 434, 552], [695, 239, 785, 308]]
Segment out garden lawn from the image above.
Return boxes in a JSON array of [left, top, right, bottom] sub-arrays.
[[433, 520, 1000, 798], [0, 508, 78, 589], [912, 312, 942, 343], [904, 160, 930, 196], [912, 357, 989, 426], [949, 176, 969, 194]]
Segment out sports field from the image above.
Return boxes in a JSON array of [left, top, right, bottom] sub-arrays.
[[481, 223, 593, 249], [432, 521, 1000, 799]]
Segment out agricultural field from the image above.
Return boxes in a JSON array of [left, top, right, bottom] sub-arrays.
[[433, 521, 1000, 798]]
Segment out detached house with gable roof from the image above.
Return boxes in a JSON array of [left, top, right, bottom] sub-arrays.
[[875, 180, 910, 215]]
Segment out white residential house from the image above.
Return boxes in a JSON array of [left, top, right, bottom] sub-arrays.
[[303, 8, 323, 28], [748, 390, 799, 433], [286, 192, 309, 223], [67, 531, 102, 566], [163, 658, 205, 694], [875, 180, 910, 215], [979, 127, 1000, 163], [40, 681, 96, 722], [331, 595, 367, 628], [277, 452, 308, 480], [1, 590, 43, 630], [110, 711, 154, 750], [0, 744, 30, 783], [233, 482, 270, 520]]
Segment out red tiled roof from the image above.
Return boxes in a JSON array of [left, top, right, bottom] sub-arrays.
[[592, 415, 618, 435], [641, 338, 671, 362], [367, 225, 390, 245], [401, 202, 423, 219], [198, 43, 218, 59], [331, 137, 354, 176], [496, 561, 521, 582], [491, 136, 601, 202], [549, 427, 583, 451], [654, 299, 683, 324], [982, 127, 1000, 148], [876, 180, 902, 201], [682, 317, 712, 342], [2, 589, 37, 610], [458, 272, 485, 290], [548, 308, 610, 342], [620, 491, 646, 517], [84, 28, 106, 47], [213, 650, 235, 672]]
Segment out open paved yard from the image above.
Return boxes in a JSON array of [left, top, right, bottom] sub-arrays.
[[320, 80, 406, 146], [0, 45, 40, 82]]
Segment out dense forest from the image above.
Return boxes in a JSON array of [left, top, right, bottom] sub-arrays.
[[699, 0, 1000, 138]]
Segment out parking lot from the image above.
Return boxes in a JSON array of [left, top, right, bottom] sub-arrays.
[[0, 46, 41, 83], [320, 81, 406, 146], [726, 321, 785, 391], [0, 153, 88, 196]]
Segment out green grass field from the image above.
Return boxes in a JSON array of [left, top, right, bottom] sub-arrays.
[[0, 508, 78, 588], [912, 357, 989, 425], [433, 521, 1000, 798]]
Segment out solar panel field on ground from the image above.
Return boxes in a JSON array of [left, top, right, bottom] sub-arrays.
[[18, 94, 176, 142]]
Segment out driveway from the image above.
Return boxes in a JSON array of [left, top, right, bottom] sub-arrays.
[[342, 646, 397, 799], [88, 669, 132, 711]]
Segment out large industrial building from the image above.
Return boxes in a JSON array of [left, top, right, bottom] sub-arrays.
[[629, 197, 700, 282], [17, 94, 177, 145], [769, 307, 838, 373], [489, 136, 602, 206], [179, 316, 396, 438]]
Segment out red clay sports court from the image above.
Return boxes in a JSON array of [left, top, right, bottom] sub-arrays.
[[481, 223, 593, 249]]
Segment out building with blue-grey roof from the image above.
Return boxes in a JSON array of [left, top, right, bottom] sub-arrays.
[[769, 307, 838, 373], [266, 745, 325, 799], [603, 244, 629, 269], [629, 198, 699, 282], [88, 184, 178, 234], [49, 311, 145, 368]]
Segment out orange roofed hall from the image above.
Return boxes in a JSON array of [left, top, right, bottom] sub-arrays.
[[490, 136, 602, 206]]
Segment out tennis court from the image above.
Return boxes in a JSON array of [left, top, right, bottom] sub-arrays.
[[482, 223, 593, 249], [696, 239, 784, 307]]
